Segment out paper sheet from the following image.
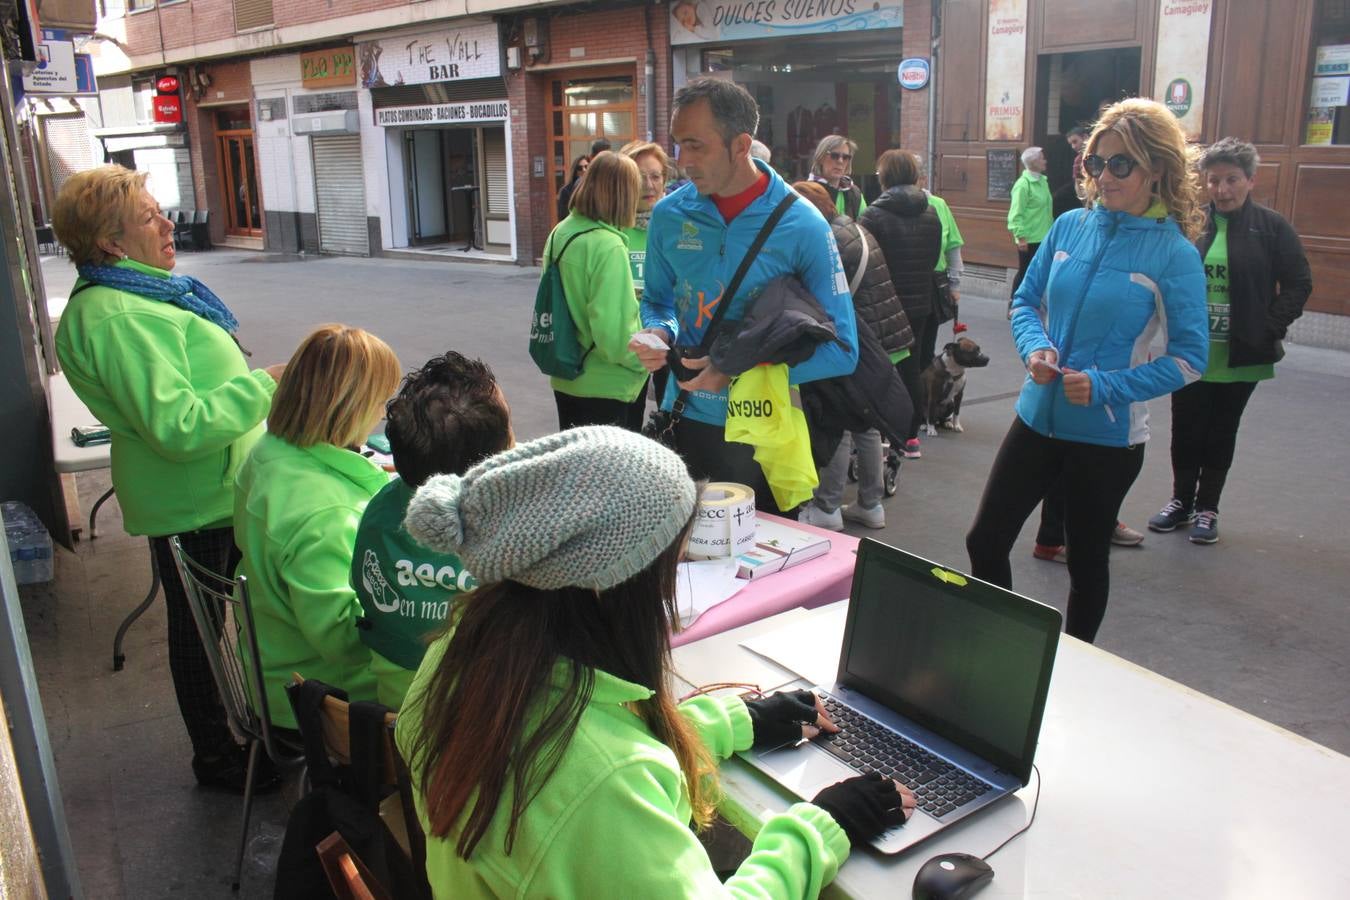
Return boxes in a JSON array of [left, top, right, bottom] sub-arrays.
[[675, 558, 745, 626], [739, 602, 850, 687]]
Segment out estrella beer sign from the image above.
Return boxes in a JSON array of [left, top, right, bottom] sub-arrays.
[[153, 73, 182, 124]]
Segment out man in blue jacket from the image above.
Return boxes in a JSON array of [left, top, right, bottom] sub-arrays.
[[629, 78, 859, 512]]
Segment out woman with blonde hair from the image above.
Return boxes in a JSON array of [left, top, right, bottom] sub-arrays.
[[620, 139, 673, 399], [810, 134, 866, 219], [52, 164, 285, 792], [541, 150, 650, 430], [397, 425, 913, 898], [966, 97, 1209, 644], [233, 324, 401, 728]]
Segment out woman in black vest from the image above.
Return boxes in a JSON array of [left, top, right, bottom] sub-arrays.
[[810, 135, 866, 220], [860, 150, 942, 459], [1146, 137, 1312, 545]]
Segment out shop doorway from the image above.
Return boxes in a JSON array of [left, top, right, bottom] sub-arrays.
[[690, 31, 902, 199], [547, 71, 637, 224], [1035, 48, 1141, 211], [399, 125, 510, 254], [213, 106, 263, 238]]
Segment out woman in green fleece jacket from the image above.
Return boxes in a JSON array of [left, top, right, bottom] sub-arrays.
[[233, 324, 400, 730], [544, 151, 650, 431], [398, 426, 915, 898], [52, 165, 284, 792]]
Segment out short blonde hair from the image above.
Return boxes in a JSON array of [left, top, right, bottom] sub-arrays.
[[51, 165, 148, 266], [269, 324, 401, 449], [570, 151, 641, 229], [1083, 98, 1204, 241], [812, 135, 858, 178], [619, 140, 673, 180]]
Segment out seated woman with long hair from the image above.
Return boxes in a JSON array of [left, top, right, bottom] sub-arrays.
[[398, 425, 914, 898], [233, 324, 401, 728]]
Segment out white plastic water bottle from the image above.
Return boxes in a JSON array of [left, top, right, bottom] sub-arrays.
[[2, 501, 54, 585]]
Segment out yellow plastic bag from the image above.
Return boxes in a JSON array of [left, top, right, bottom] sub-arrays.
[[724, 364, 817, 511]]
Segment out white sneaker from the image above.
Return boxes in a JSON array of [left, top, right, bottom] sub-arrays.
[[842, 502, 886, 529], [798, 502, 843, 532]]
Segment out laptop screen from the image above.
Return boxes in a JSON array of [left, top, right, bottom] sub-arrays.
[[837, 539, 1061, 784]]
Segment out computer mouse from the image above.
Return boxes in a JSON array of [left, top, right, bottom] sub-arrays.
[[912, 852, 994, 900]]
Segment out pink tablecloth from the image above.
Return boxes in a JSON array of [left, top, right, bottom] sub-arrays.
[[671, 514, 860, 647]]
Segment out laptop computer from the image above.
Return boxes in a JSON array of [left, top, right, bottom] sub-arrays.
[[740, 538, 1062, 854]]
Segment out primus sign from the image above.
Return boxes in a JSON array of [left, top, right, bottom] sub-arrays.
[[375, 101, 509, 127]]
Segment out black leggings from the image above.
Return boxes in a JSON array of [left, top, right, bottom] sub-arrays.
[[1169, 380, 1258, 513], [554, 385, 648, 432], [1011, 243, 1040, 298], [673, 417, 781, 515], [894, 352, 922, 442], [150, 526, 240, 757], [967, 418, 1144, 643]]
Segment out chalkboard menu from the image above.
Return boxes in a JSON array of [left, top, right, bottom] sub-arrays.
[[987, 149, 1018, 201]]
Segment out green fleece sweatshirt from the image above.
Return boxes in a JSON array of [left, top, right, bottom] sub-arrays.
[[1007, 169, 1053, 245], [53, 258, 275, 536], [545, 213, 649, 403], [397, 634, 851, 899], [234, 433, 389, 728]]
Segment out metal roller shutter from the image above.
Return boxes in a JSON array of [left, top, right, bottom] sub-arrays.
[[311, 134, 368, 256], [42, 114, 96, 194], [483, 128, 508, 216]]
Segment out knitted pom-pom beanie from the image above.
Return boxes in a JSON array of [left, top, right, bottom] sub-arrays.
[[404, 425, 697, 591]]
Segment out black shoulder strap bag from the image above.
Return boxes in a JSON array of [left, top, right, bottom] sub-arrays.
[[648, 192, 798, 448]]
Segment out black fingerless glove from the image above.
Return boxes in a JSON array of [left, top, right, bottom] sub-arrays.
[[744, 689, 818, 751], [811, 773, 907, 847]]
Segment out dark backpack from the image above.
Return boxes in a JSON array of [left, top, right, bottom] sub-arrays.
[[273, 682, 429, 900], [528, 227, 600, 379]]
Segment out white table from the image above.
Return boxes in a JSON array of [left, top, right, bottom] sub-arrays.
[[48, 371, 158, 671], [672, 603, 1350, 899]]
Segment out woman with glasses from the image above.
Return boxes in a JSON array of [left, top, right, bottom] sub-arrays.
[[809, 135, 866, 219], [542, 151, 650, 431], [620, 140, 673, 403], [966, 98, 1209, 644], [555, 154, 591, 222]]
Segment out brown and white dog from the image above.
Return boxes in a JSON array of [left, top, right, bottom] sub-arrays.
[[919, 337, 990, 435]]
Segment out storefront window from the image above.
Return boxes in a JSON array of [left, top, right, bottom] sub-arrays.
[[692, 35, 901, 190], [1306, 0, 1350, 145]]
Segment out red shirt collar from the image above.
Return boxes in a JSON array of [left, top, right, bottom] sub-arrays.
[[712, 170, 770, 223]]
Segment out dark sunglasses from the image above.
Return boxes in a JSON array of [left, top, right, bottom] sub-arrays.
[[827, 151, 853, 163], [1083, 153, 1140, 179]]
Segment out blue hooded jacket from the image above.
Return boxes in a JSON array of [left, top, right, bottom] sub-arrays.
[[1011, 204, 1208, 447], [642, 160, 859, 426]]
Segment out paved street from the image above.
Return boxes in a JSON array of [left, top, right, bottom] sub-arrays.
[[28, 249, 1350, 896]]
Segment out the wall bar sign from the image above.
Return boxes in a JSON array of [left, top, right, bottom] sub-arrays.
[[898, 57, 929, 90]]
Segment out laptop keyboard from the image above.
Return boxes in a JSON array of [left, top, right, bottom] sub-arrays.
[[817, 695, 993, 819]]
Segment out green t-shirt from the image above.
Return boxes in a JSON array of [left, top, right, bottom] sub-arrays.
[[927, 194, 965, 274], [622, 224, 647, 300], [1202, 214, 1275, 383], [351, 478, 477, 708]]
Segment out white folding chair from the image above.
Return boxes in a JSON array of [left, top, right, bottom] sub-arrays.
[[169, 537, 304, 890]]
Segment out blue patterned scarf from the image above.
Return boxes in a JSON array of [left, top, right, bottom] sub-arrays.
[[75, 264, 240, 333]]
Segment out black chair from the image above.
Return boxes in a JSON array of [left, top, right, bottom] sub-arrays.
[[190, 209, 212, 251], [173, 211, 193, 250], [170, 537, 305, 890]]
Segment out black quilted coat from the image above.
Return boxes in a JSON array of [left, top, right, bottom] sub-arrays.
[[831, 216, 914, 355], [859, 186, 942, 322]]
